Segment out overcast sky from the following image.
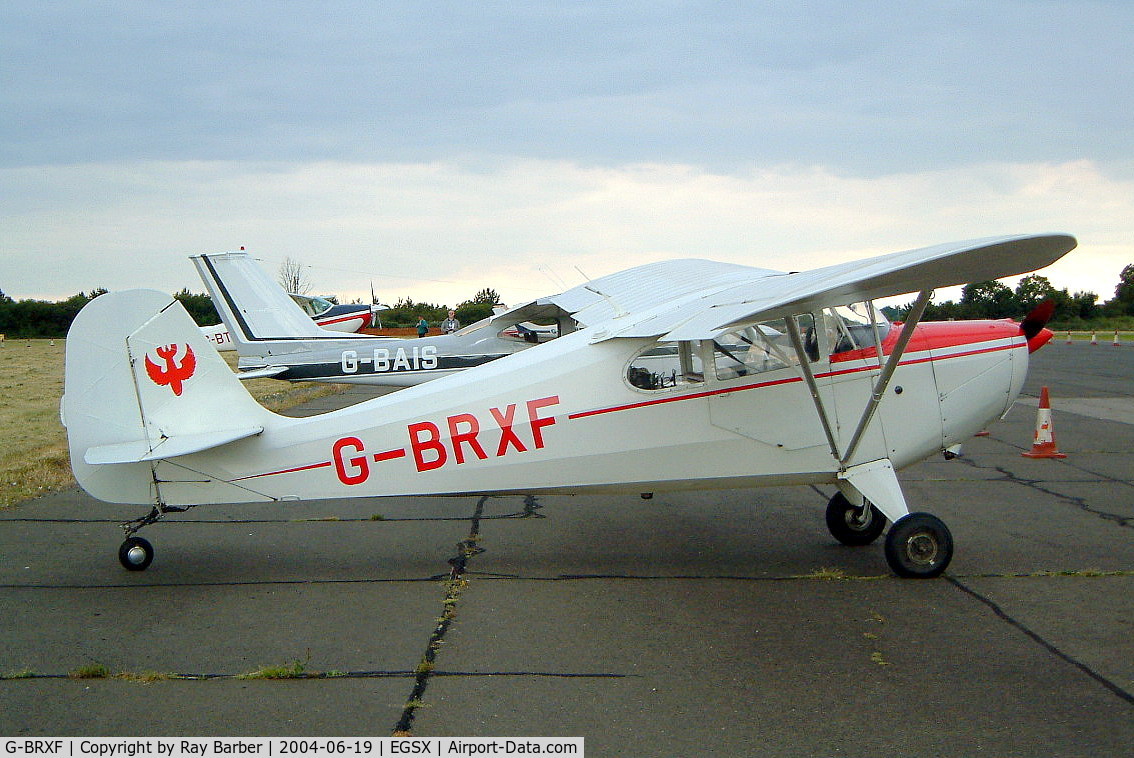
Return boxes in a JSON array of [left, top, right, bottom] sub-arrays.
[[3, 1, 1132, 307]]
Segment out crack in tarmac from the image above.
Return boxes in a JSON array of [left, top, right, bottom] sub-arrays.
[[5, 571, 1132, 590], [946, 576, 1134, 707], [953, 455, 1134, 529], [1, 669, 629, 682], [392, 495, 488, 736]]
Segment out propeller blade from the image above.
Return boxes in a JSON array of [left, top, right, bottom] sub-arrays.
[[1020, 300, 1055, 341]]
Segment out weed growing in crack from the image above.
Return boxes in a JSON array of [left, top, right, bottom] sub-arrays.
[[115, 670, 173, 683], [238, 650, 313, 680]]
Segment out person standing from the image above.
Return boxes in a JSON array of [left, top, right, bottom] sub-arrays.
[[417, 317, 429, 338], [440, 309, 460, 334]]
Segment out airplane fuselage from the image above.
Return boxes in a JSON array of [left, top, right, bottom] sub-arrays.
[[118, 318, 1029, 508]]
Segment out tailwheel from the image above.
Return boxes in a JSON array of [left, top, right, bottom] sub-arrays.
[[118, 536, 154, 571], [826, 492, 886, 546], [884, 513, 953, 578]]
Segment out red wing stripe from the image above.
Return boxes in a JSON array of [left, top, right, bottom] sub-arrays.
[[233, 460, 333, 481], [374, 448, 407, 462]]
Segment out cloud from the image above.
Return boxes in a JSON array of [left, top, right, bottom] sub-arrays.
[[3, 158, 1128, 305], [4, 3, 1132, 173]]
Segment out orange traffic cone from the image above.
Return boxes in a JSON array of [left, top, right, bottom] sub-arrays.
[[1090, 331, 1098, 345], [1022, 386, 1066, 459], [1114, 330, 1121, 347], [1066, 331, 1072, 344]]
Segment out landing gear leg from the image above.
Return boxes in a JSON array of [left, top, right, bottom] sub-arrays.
[[116, 502, 188, 571], [837, 459, 954, 578]]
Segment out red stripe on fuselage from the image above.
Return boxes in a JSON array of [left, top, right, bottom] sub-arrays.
[[316, 312, 367, 328], [830, 319, 1022, 363], [568, 336, 1023, 421], [233, 460, 333, 481], [374, 448, 407, 462]]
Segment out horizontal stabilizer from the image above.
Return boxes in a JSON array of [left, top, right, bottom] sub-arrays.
[[64, 288, 277, 504], [85, 425, 264, 465], [237, 365, 288, 380]]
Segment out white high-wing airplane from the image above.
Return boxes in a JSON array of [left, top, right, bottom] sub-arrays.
[[199, 292, 379, 351], [62, 233, 1076, 578], [192, 250, 570, 385]]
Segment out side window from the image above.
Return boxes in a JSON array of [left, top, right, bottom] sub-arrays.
[[714, 316, 815, 381], [627, 341, 704, 391], [822, 304, 891, 359]]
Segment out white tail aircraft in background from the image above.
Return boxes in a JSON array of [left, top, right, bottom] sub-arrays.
[[199, 291, 379, 351], [62, 233, 1076, 578], [192, 251, 570, 385]]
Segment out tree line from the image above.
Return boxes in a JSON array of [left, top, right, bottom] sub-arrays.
[[896, 265, 1134, 327], [3, 266, 1132, 339], [0, 286, 504, 338]]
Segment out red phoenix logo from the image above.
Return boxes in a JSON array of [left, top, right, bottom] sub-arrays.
[[144, 343, 197, 396]]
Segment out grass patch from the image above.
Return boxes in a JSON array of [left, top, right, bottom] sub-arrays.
[[115, 670, 173, 683], [1033, 568, 1132, 578], [0, 340, 347, 509], [796, 567, 888, 581], [238, 652, 312, 680], [69, 663, 111, 679], [3, 669, 37, 680]]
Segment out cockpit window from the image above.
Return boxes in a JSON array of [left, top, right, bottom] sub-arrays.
[[289, 294, 334, 317], [823, 303, 891, 356], [714, 317, 815, 381], [627, 341, 704, 391], [309, 297, 334, 316]]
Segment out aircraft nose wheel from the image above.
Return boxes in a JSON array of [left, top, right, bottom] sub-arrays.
[[118, 536, 154, 571], [884, 513, 952, 578], [826, 492, 887, 546]]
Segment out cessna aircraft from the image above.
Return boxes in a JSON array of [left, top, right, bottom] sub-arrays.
[[199, 291, 379, 351], [62, 233, 1076, 578], [192, 250, 570, 385]]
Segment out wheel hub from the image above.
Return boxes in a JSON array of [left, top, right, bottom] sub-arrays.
[[847, 506, 873, 530], [126, 546, 148, 565], [905, 531, 939, 565]]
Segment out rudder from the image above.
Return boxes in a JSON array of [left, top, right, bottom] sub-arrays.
[[63, 290, 274, 504]]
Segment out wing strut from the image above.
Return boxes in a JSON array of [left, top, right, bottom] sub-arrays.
[[784, 316, 841, 461], [839, 289, 932, 466]]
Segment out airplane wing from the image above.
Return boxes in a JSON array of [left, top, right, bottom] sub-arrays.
[[501, 234, 1075, 341], [490, 259, 781, 330]]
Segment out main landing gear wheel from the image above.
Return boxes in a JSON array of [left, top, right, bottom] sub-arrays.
[[118, 536, 154, 571], [826, 492, 886, 546], [884, 513, 953, 578]]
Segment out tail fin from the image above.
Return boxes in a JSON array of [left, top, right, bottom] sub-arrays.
[[191, 251, 329, 348], [63, 290, 274, 504]]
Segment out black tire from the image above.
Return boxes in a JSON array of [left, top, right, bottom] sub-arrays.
[[826, 492, 887, 546], [118, 536, 154, 571], [884, 513, 953, 578]]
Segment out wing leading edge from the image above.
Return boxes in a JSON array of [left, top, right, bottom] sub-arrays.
[[507, 234, 1074, 341]]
